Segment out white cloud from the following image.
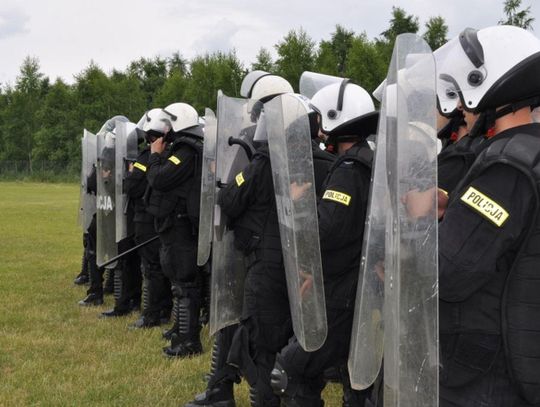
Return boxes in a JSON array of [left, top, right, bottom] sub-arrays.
[[0, 0, 538, 85], [0, 7, 30, 39]]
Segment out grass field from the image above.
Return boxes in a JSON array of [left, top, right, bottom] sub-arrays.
[[0, 182, 342, 406]]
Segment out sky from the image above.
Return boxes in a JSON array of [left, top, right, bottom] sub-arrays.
[[0, 0, 538, 86]]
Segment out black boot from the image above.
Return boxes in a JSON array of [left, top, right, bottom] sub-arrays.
[[184, 325, 239, 406], [163, 290, 202, 358], [78, 292, 103, 306], [74, 252, 89, 285], [130, 277, 160, 329]]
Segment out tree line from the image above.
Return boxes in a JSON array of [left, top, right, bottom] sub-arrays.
[[0, 1, 534, 175]]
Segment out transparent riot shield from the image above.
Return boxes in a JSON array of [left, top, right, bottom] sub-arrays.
[[96, 131, 117, 268], [299, 71, 343, 98], [265, 94, 327, 352], [197, 108, 217, 266], [115, 121, 138, 243], [348, 85, 388, 389], [209, 92, 252, 336], [78, 129, 97, 231], [386, 34, 438, 406]]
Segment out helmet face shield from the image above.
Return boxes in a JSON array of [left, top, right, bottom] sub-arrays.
[[299, 71, 343, 99], [434, 33, 484, 113]]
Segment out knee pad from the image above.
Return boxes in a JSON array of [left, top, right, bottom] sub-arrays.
[[270, 360, 291, 397], [172, 281, 200, 299]]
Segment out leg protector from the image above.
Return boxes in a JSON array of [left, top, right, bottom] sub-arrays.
[[162, 296, 180, 340], [141, 274, 150, 316], [163, 284, 202, 358], [103, 268, 115, 295], [114, 266, 122, 302]]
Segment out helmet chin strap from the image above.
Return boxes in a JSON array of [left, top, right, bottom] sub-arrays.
[[470, 97, 540, 138]]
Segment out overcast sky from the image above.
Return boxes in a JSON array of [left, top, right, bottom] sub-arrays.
[[0, 0, 538, 86]]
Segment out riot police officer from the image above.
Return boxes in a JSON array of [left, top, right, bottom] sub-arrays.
[[271, 81, 378, 406], [434, 26, 540, 406], [145, 103, 205, 358], [127, 110, 173, 328]]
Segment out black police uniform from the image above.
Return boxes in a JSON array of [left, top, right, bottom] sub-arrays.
[[439, 123, 540, 407], [218, 144, 290, 406], [273, 140, 373, 407], [125, 147, 172, 326], [146, 135, 203, 356], [79, 167, 104, 304]]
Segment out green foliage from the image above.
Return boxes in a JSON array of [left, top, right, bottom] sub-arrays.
[[316, 25, 355, 76], [345, 33, 387, 93], [185, 51, 244, 113], [251, 47, 275, 72], [275, 28, 316, 91], [424, 16, 448, 50], [499, 0, 535, 29], [381, 7, 420, 43]]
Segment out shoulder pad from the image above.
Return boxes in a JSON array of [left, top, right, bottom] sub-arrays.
[[171, 136, 203, 155]]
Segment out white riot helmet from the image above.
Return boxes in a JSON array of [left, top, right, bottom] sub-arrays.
[[135, 108, 170, 144], [311, 81, 378, 139], [435, 25, 540, 113], [161, 102, 203, 138], [249, 74, 293, 102]]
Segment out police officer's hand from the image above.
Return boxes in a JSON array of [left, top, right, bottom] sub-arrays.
[[375, 261, 385, 282], [402, 187, 448, 219], [128, 162, 134, 172], [150, 137, 166, 154], [402, 188, 435, 219], [290, 182, 312, 201], [437, 188, 449, 219], [299, 270, 313, 298]]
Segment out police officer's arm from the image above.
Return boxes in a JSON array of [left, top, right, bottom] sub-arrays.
[[125, 150, 149, 198], [146, 146, 195, 192], [438, 155, 467, 195], [218, 158, 261, 219], [439, 164, 534, 302], [318, 164, 370, 250]]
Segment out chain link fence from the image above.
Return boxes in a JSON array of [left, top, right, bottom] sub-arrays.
[[0, 161, 80, 182]]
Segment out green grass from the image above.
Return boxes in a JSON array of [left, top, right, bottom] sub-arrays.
[[0, 182, 342, 406]]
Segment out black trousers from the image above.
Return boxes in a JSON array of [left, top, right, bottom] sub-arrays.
[[86, 215, 103, 296], [136, 222, 171, 320], [229, 259, 293, 405], [114, 236, 142, 312]]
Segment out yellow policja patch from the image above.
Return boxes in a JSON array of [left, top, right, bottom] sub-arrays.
[[235, 172, 245, 187], [323, 189, 351, 206], [133, 162, 147, 172], [460, 186, 509, 227], [168, 155, 181, 165]]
